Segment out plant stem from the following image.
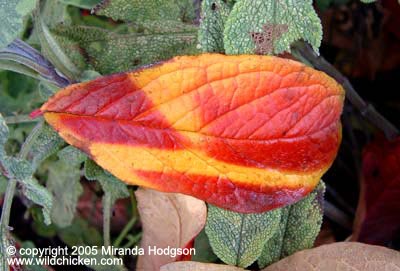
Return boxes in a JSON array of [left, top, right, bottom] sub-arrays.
[[294, 43, 399, 140], [5, 115, 40, 125], [113, 216, 137, 247], [0, 121, 43, 269], [103, 193, 112, 248], [122, 233, 142, 249], [324, 200, 353, 230]]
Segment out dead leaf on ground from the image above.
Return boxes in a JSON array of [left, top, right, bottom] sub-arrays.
[[161, 261, 245, 271], [136, 188, 207, 271], [352, 136, 400, 245], [262, 242, 400, 271]]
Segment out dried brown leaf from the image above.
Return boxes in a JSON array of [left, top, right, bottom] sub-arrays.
[[262, 242, 400, 271], [136, 188, 207, 271]]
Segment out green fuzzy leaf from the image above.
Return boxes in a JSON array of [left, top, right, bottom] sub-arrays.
[[47, 159, 83, 228], [40, 0, 72, 28], [205, 205, 281, 268], [360, 0, 377, 3], [258, 181, 325, 268], [0, 113, 8, 145], [117, 19, 198, 35], [0, 116, 53, 225], [314, 0, 350, 10], [0, 0, 38, 48], [223, 0, 322, 55], [1, 155, 33, 180], [60, 0, 100, 9], [0, 71, 41, 115], [84, 159, 129, 202], [38, 81, 59, 100], [34, 2, 81, 80], [27, 123, 64, 170], [192, 229, 219, 263], [0, 175, 7, 194], [31, 205, 57, 237], [22, 177, 53, 225], [80, 70, 101, 82], [20, 241, 49, 271], [94, 0, 194, 22], [198, 0, 233, 53], [57, 145, 87, 165], [54, 25, 198, 74], [58, 218, 103, 246]]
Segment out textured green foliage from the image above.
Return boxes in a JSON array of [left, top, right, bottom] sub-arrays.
[[58, 218, 103, 246], [0, 113, 7, 145], [47, 163, 81, 228], [121, 20, 198, 35], [94, 0, 195, 22], [46, 149, 84, 228], [31, 205, 57, 238], [198, 0, 233, 53], [258, 182, 326, 268], [315, 0, 349, 11], [23, 177, 53, 225], [192, 229, 219, 263], [84, 159, 129, 203], [0, 0, 38, 48], [38, 81, 58, 100], [80, 70, 101, 82], [60, 0, 100, 9], [57, 145, 87, 164], [35, 2, 81, 80], [0, 117, 53, 225], [205, 205, 281, 268], [20, 241, 48, 271], [40, 0, 72, 28], [27, 123, 64, 170], [0, 71, 41, 115], [360, 0, 377, 3], [57, 218, 126, 271], [223, 0, 322, 55], [0, 152, 53, 225], [54, 25, 198, 74], [0, 176, 6, 195]]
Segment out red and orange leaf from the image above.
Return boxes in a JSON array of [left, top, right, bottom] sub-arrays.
[[40, 54, 344, 213]]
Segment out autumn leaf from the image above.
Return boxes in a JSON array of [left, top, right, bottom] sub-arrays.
[[135, 188, 207, 271], [262, 242, 400, 271], [353, 135, 400, 245], [40, 53, 344, 213]]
